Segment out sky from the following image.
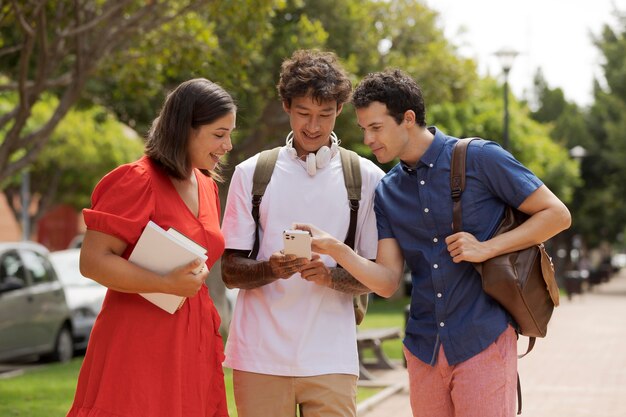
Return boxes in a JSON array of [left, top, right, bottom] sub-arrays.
[[424, 0, 626, 107]]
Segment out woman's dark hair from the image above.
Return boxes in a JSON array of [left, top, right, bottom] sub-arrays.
[[352, 69, 426, 127], [145, 78, 236, 180], [277, 49, 352, 108]]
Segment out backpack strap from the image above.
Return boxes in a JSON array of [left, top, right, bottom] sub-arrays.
[[249, 147, 281, 259], [248, 145, 368, 324], [338, 147, 361, 249], [450, 138, 474, 233], [338, 147, 369, 325], [248, 146, 362, 254], [248, 146, 362, 255]]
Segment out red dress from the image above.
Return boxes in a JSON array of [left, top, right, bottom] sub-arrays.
[[67, 156, 228, 417]]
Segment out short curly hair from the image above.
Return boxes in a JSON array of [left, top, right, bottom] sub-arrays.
[[352, 69, 426, 127], [277, 49, 352, 107]]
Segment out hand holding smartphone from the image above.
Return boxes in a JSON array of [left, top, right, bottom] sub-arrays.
[[283, 229, 312, 260]]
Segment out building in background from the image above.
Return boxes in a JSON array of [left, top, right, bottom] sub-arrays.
[[0, 193, 84, 251]]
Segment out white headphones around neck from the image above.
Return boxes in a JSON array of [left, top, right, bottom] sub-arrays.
[[285, 131, 339, 176]]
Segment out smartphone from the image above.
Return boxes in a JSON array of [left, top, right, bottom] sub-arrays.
[[283, 229, 312, 260]]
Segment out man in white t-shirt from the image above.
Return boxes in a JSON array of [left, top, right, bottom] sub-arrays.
[[220, 49, 385, 417]]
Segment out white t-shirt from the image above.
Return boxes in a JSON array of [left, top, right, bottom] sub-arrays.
[[221, 146, 384, 376]]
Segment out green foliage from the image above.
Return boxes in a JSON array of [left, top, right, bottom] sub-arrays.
[[429, 77, 579, 204], [0, 0, 221, 182], [0, 0, 588, 233], [0, 356, 380, 417], [583, 14, 626, 247], [76, 0, 484, 170], [360, 296, 409, 362], [0, 92, 143, 223], [373, 0, 479, 105], [527, 10, 626, 249], [36, 106, 144, 209], [0, 358, 81, 417]]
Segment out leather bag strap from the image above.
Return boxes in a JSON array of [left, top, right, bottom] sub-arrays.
[[450, 138, 475, 233], [450, 137, 525, 415]]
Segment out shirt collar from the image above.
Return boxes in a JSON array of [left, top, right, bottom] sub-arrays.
[[401, 126, 446, 173]]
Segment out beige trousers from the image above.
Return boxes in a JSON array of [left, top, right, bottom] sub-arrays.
[[233, 370, 357, 417]]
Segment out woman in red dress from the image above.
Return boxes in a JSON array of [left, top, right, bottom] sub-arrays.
[[67, 78, 236, 417]]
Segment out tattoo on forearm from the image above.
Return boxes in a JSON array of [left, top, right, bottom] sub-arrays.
[[268, 257, 305, 278], [329, 267, 370, 295], [221, 249, 277, 289]]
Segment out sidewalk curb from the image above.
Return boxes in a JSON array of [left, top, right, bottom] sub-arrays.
[[357, 380, 407, 415]]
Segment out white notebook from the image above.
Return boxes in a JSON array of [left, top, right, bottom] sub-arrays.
[[129, 221, 207, 314]]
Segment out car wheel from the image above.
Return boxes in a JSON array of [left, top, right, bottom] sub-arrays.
[[50, 326, 74, 363]]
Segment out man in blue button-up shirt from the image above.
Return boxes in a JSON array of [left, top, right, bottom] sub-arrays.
[[295, 69, 571, 417]]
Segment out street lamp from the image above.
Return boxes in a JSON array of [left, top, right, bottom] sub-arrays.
[[494, 47, 518, 151], [569, 145, 588, 160]]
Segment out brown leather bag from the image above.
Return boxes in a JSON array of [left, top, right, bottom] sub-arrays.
[[450, 139, 560, 348], [451, 139, 561, 414]]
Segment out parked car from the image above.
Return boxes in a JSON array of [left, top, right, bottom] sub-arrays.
[[0, 241, 74, 363], [67, 234, 84, 249], [612, 253, 626, 270], [50, 249, 107, 351]]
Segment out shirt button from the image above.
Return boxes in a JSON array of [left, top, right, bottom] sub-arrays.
[[429, 163, 434, 168], [420, 180, 425, 185], [433, 237, 438, 243], [437, 293, 443, 298], [424, 208, 429, 213], [440, 322, 445, 327], [433, 264, 439, 269]]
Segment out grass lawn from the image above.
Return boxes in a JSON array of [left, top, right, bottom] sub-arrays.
[[0, 359, 80, 417], [359, 295, 409, 362], [0, 295, 409, 417]]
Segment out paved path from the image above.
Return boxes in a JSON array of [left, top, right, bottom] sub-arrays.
[[359, 268, 626, 417]]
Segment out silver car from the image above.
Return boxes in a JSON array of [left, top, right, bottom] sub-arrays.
[[49, 248, 106, 351], [0, 241, 74, 363]]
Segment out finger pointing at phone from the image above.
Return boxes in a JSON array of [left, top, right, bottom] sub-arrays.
[[292, 223, 341, 255]]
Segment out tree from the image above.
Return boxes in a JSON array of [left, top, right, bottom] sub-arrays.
[[220, 0, 482, 170], [0, 0, 211, 183], [431, 76, 579, 203], [1, 92, 143, 232], [530, 10, 626, 250], [581, 11, 626, 248]]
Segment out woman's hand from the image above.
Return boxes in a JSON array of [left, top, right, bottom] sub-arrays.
[[164, 258, 209, 297]]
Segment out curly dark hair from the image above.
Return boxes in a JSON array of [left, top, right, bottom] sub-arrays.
[[352, 69, 426, 127], [277, 49, 352, 108]]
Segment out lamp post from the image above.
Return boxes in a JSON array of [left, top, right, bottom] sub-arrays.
[[569, 145, 588, 160], [494, 47, 518, 151]]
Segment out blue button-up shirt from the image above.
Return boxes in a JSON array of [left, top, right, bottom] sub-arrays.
[[374, 127, 543, 365]]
